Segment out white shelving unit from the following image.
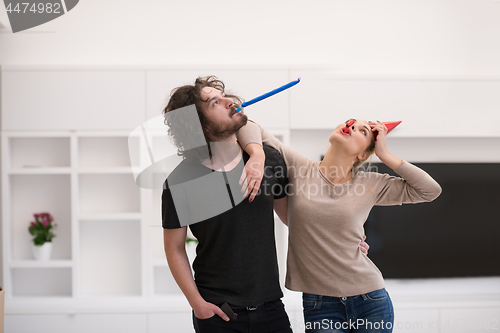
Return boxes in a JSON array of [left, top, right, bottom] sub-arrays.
[[0, 130, 177, 306]]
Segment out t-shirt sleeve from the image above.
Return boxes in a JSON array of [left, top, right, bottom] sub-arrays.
[[373, 161, 442, 206], [161, 181, 183, 229], [237, 120, 309, 169], [264, 145, 289, 199]]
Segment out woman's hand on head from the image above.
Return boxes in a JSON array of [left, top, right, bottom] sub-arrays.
[[369, 121, 403, 170], [369, 121, 389, 158]]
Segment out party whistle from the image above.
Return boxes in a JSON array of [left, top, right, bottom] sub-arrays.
[[235, 78, 301, 113]]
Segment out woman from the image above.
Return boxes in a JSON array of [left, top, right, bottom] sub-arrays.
[[237, 119, 442, 333]]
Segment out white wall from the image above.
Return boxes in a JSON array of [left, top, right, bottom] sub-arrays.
[[0, 0, 499, 76]]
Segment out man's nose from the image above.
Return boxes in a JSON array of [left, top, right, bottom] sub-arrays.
[[223, 97, 233, 108]]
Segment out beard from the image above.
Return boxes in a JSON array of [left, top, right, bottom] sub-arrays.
[[206, 112, 248, 142]]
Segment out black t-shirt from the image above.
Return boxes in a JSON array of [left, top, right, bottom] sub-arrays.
[[162, 145, 288, 306]]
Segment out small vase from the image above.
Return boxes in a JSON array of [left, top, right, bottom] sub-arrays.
[[33, 242, 52, 261]]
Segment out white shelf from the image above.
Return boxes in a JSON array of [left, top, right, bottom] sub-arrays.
[[10, 174, 72, 261], [78, 136, 139, 168], [77, 167, 138, 174], [8, 137, 71, 168], [7, 167, 72, 175], [78, 174, 140, 214], [11, 267, 73, 297], [10, 260, 73, 268], [78, 213, 142, 220]]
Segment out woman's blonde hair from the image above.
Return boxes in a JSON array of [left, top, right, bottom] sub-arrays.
[[353, 134, 376, 173]]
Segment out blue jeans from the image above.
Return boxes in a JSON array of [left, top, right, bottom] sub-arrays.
[[303, 289, 394, 333]]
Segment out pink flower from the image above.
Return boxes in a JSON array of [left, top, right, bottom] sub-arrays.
[[29, 212, 56, 244], [31, 212, 54, 227]]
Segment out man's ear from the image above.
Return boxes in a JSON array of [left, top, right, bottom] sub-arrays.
[[203, 124, 212, 137]]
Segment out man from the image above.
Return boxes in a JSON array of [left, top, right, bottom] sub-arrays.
[[162, 76, 292, 333]]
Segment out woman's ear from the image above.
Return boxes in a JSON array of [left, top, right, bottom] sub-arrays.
[[357, 151, 369, 162]]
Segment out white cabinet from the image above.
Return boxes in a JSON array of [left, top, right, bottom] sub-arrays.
[[5, 314, 149, 333], [146, 69, 291, 129], [5, 312, 196, 333], [290, 70, 500, 137], [148, 313, 193, 333], [1, 70, 146, 130], [12, 267, 73, 297]]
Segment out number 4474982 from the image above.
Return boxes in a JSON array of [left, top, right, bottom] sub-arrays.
[[5, 2, 61, 14]]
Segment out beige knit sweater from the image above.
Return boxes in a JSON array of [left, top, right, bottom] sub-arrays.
[[238, 120, 442, 297]]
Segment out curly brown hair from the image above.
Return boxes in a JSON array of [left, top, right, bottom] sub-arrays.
[[163, 76, 244, 162]]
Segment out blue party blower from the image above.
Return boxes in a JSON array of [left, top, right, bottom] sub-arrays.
[[234, 78, 301, 113]]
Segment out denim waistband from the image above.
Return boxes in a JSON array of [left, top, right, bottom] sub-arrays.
[[303, 288, 387, 303]]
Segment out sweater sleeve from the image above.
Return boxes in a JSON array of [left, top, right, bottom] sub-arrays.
[[374, 160, 442, 206], [237, 120, 309, 169]]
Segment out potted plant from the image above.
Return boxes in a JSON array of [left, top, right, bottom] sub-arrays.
[[28, 212, 56, 261]]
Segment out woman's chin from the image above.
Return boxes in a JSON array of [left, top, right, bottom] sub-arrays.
[[330, 131, 347, 143]]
